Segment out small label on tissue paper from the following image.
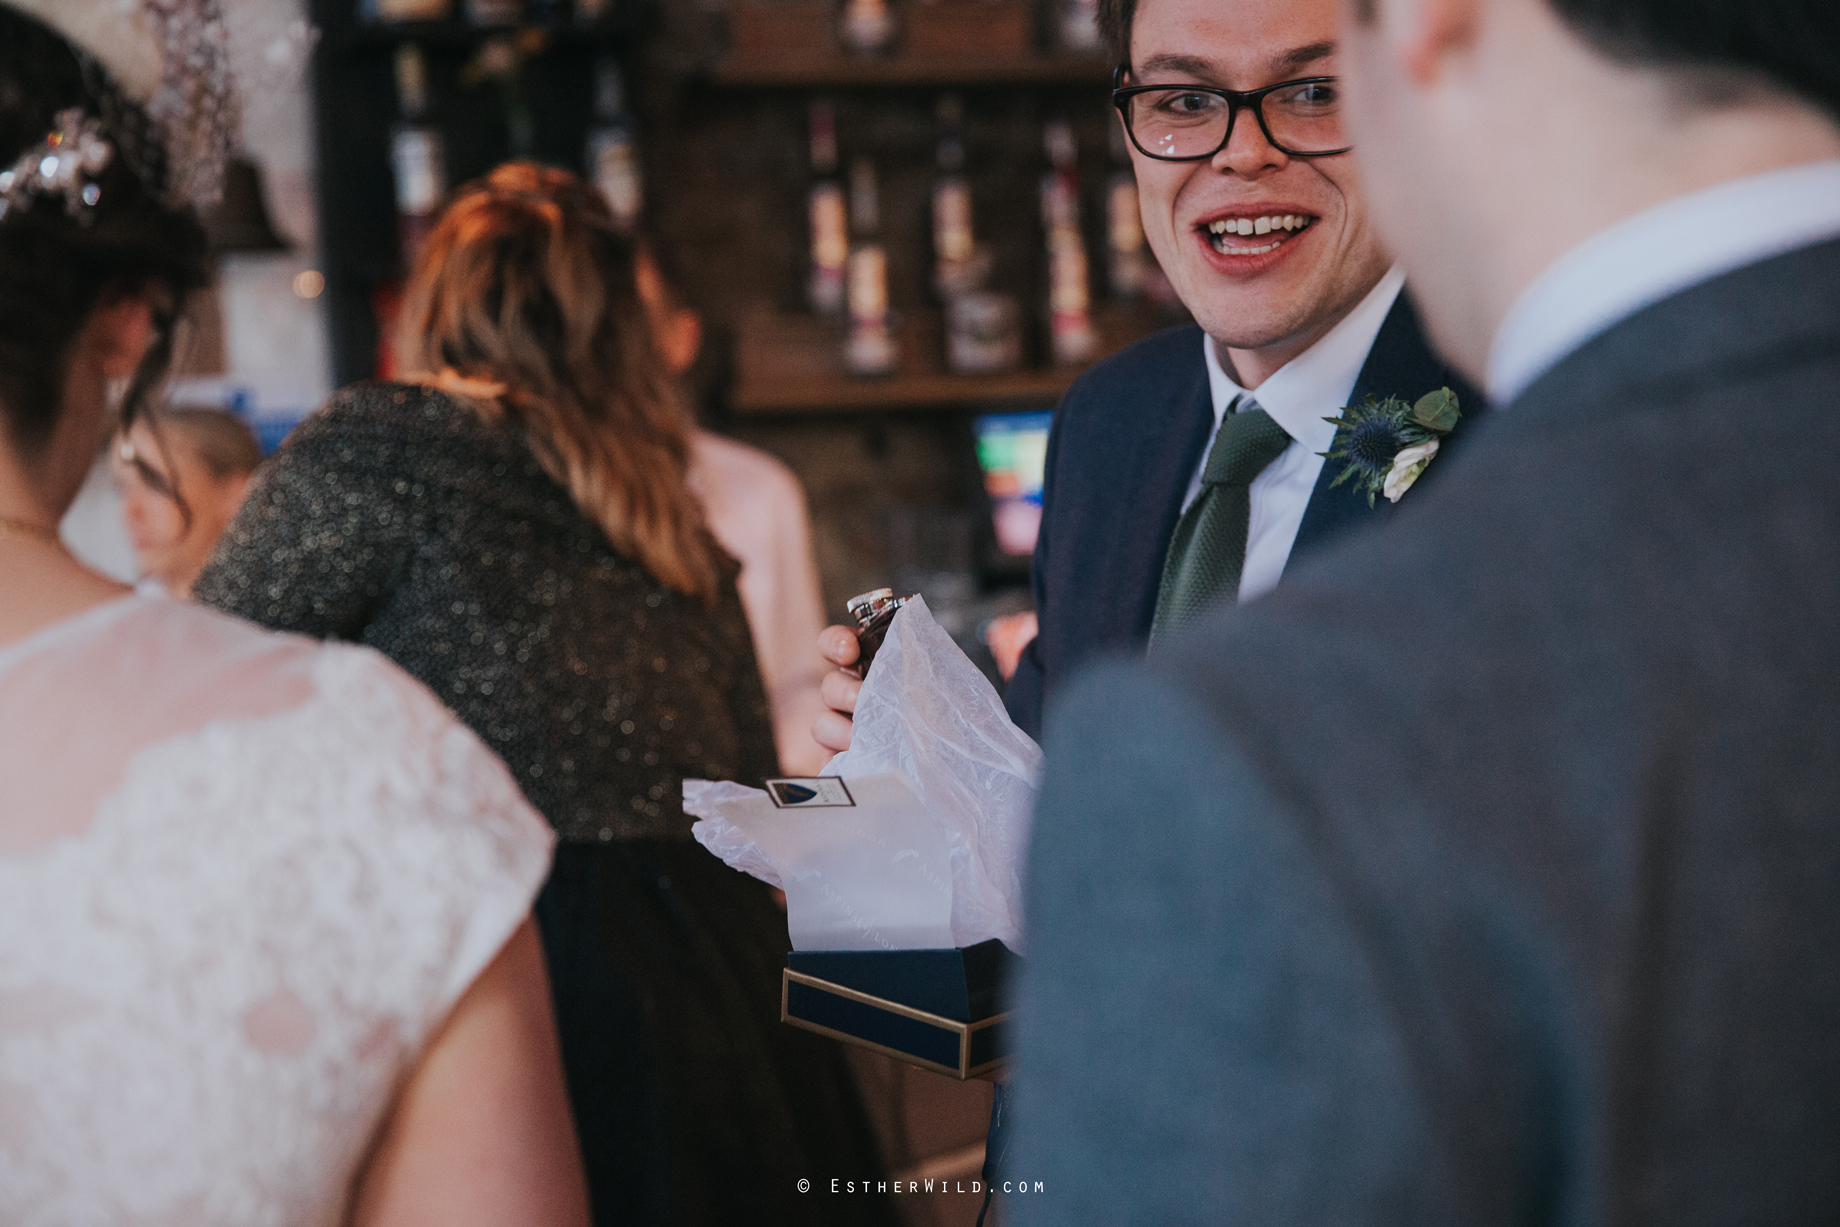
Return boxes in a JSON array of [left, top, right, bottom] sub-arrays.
[[764, 777, 856, 809], [714, 772, 955, 951]]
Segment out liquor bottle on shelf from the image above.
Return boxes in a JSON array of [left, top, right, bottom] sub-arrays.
[[1041, 116, 1096, 365], [464, 0, 522, 25], [807, 101, 849, 317], [585, 58, 642, 232], [462, 34, 538, 158], [840, 0, 897, 55], [390, 43, 447, 274], [845, 157, 897, 377], [364, 0, 452, 22], [1106, 117, 1147, 300], [1058, 0, 1102, 51], [931, 94, 989, 301]]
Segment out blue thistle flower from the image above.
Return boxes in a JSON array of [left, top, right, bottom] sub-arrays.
[[1320, 390, 1461, 506], [1347, 416, 1403, 473]]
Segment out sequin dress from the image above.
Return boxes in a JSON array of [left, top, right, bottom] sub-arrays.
[[196, 383, 894, 1227]]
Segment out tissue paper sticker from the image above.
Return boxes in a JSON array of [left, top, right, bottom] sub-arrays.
[[765, 777, 856, 809], [713, 772, 955, 951]]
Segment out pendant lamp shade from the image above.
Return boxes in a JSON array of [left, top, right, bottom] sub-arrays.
[[203, 156, 290, 253]]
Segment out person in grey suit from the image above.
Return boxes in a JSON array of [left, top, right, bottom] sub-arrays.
[[1006, 0, 1840, 1220]]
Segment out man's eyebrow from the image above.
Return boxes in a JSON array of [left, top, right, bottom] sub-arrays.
[[1135, 53, 1216, 79], [1133, 43, 1336, 83], [1275, 41, 1336, 73]]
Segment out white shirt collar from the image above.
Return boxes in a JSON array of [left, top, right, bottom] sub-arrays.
[[1488, 158, 1840, 405], [1203, 264, 1408, 452]]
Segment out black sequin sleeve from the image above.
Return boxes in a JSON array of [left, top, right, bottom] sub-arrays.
[[196, 389, 417, 639]]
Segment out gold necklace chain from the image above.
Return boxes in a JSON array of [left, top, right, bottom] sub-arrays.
[[0, 515, 63, 547]]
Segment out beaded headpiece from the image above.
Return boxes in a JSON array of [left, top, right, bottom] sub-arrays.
[[1, 0, 240, 213], [0, 110, 115, 222]]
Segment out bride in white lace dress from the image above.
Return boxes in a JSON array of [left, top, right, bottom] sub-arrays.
[[0, 5, 589, 1225]]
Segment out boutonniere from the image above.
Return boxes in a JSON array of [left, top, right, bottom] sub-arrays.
[[1322, 386, 1462, 506]]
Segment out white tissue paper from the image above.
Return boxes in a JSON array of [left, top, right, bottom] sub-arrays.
[[685, 596, 1041, 952]]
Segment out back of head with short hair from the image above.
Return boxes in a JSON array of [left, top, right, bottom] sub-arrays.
[[1549, 0, 1840, 115], [157, 405, 261, 481]]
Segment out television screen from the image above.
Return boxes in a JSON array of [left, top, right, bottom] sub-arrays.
[[974, 410, 1053, 557]]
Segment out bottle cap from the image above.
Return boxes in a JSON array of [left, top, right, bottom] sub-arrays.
[[846, 588, 896, 618]]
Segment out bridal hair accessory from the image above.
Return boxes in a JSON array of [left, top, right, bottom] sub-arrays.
[[1322, 386, 1463, 506], [0, 110, 115, 222], [3, 0, 239, 209]]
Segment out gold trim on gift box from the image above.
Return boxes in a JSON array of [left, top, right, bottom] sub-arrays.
[[781, 968, 1009, 1081]]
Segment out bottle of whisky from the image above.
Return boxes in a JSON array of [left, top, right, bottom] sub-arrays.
[[464, 0, 522, 25], [840, 0, 897, 55], [585, 58, 642, 232], [390, 43, 447, 273], [1106, 118, 1147, 300], [1058, 0, 1102, 50], [807, 101, 849, 316], [845, 157, 896, 377], [931, 94, 986, 300], [1041, 117, 1096, 365], [367, 0, 452, 22]]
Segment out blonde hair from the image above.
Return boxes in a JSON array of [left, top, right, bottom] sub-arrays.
[[159, 405, 260, 480], [398, 162, 722, 604]]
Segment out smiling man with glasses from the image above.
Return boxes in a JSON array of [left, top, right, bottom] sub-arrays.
[[810, 0, 1484, 753], [988, 0, 1487, 739]]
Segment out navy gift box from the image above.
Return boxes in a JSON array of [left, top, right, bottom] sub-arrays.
[[781, 939, 1017, 1080]]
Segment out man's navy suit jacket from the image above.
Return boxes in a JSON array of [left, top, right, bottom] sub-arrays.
[[1004, 292, 1480, 738]]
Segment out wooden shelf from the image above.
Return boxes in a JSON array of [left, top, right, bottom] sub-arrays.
[[729, 306, 1171, 414], [734, 367, 1078, 413], [712, 0, 1109, 88], [329, 17, 639, 50], [709, 51, 1111, 88]]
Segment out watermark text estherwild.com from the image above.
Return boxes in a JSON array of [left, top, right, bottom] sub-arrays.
[[808, 1178, 1046, 1195]]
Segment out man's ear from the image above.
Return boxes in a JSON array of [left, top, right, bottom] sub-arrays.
[[90, 292, 157, 381], [1371, 0, 1481, 84]]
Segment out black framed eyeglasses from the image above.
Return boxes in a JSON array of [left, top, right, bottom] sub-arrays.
[[1111, 66, 1352, 160]]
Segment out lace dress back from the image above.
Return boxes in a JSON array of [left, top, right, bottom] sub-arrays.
[[0, 596, 554, 1226]]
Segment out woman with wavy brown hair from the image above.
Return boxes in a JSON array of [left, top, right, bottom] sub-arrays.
[[197, 162, 895, 1227]]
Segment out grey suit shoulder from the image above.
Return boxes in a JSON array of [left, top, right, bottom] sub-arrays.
[[1009, 237, 1840, 1225]]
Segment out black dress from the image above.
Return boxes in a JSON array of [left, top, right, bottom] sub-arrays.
[[196, 383, 894, 1226]]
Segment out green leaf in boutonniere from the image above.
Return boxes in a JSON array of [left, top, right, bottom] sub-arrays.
[[1321, 386, 1462, 507], [1412, 387, 1460, 432]]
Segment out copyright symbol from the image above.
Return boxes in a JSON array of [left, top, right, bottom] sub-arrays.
[[797, 1179, 810, 1193]]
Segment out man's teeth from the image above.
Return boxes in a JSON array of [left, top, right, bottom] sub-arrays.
[[1206, 214, 1311, 238], [1202, 213, 1311, 256]]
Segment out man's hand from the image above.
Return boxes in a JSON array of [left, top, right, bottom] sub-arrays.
[[812, 624, 863, 754]]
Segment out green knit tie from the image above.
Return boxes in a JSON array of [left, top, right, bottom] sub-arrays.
[[1151, 396, 1293, 642]]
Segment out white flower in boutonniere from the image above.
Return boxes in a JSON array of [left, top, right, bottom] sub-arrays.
[[1383, 439, 1440, 502], [1321, 386, 1463, 507]]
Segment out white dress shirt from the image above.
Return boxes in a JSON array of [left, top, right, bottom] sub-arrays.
[[1489, 158, 1840, 405], [1187, 264, 1407, 602]]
